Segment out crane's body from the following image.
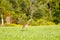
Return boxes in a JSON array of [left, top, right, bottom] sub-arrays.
[[23, 19, 32, 28]]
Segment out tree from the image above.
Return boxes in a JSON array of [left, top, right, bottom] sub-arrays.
[[0, 7, 4, 26], [0, 0, 60, 26]]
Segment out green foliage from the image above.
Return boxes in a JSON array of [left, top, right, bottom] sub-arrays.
[[46, 22, 55, 25], [0, 0, 60, 25], [52, 9, 60, 24], [37, 19, 55, 25], [30, 19, 37, 26], [33, 9, 42, 19], [57, 23, 60, 25], [4, 23, 17, 26], [30, 19, 55, 26]]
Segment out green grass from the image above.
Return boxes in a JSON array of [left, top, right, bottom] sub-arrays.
[[0, 25, 60, 40]]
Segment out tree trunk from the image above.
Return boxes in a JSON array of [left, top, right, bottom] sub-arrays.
[[49, 8, 52, 21], [1, 14, 4, 26]]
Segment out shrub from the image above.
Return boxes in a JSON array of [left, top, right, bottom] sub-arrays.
[[57, 23, 60, 25], [36, 19, 55, 25], [4, 23, 17, 26], [46, 22, 55, 25], [29, 19, 38, 26], [30, 19, 55, 26]]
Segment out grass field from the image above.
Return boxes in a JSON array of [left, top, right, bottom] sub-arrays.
[[0, 25, 60, 40]]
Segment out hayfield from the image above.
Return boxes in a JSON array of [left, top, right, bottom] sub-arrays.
[[0, 25, 60, 40]]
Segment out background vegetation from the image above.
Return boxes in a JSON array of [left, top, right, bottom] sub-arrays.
[[0, 0, 60, 26]]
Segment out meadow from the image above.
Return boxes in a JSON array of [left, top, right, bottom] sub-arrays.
[[0, 25, 60, 40]]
